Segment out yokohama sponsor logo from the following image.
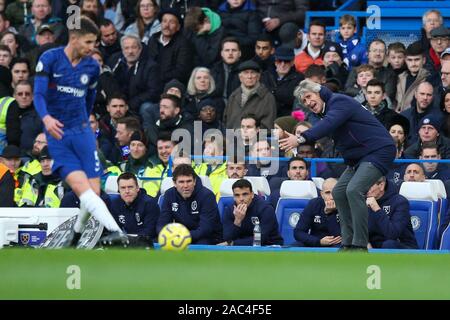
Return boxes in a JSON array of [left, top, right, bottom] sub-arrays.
[[57, 85, 85, 97]]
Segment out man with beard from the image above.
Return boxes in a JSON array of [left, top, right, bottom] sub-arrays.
[[19, 132, 47, 182], [145, 94, 193, 155], [147, 8, 193, 86], [211, 37, 242, 102], [17, 146, 67, 208]]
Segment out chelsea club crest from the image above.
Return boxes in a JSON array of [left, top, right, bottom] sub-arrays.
[[80, 74, 89, 85]]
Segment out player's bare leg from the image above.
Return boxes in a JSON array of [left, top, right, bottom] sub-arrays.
[[64, 171, 127, 247]]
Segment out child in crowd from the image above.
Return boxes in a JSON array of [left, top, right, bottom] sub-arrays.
[[337, 14, 367, 71], [350, 64, 375, 103], [387, 42, 407, 75]]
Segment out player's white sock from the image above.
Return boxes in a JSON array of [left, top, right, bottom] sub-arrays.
[[73, 204, 90, 233], [79, 189, 121, 232]]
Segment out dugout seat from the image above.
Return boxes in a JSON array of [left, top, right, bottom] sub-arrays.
[[275, 180, 318, 246], [245, 176, 271, 197], [425, 179, 449, 248], [312, 177, 325, 190], [399, 181, 439, 250], [105, 175, 119, 194]]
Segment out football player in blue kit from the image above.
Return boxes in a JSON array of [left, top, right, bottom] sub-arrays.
[[34, 17, 128, 247]]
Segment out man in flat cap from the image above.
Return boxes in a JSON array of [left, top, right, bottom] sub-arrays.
[[427, 25, 450, 72], [261, 46, 304, 117], [224, 60, 276, 130]]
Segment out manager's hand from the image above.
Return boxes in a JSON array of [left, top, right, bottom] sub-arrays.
[[279, 131, 304, 151]]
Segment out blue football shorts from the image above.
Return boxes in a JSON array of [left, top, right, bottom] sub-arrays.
[[47, 124, 101, 180]]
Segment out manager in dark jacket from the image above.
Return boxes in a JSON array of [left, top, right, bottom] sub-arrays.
[[157, 164, 223, 244], [221, 179, 283, 246], [367, 176, 418, 249], [280, 79, 396, 251], [293, 178, 341, 247]]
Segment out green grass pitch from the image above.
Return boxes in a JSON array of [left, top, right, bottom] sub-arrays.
[[1, 249, 449, 299]]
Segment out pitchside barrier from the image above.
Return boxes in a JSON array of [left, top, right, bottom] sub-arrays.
[[0, 208, 79, 248], [2, 158, 450, 250]]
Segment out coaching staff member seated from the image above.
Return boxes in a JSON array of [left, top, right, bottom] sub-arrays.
[[220, 179, 283, 246], [293, 178, 342, 247], [367, 176, 418, 249], [157, 164, 223, 244], [110, 172, 161, 245]]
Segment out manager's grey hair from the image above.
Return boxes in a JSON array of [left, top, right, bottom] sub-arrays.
[[294, 79, 322, 101]]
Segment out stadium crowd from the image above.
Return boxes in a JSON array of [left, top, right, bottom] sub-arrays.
[[0, 0, 449, 249]]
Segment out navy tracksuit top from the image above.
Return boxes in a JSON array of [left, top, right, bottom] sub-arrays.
[[158, 178, 223, 244], [223, 196, 284, 246], [293, 197, 341, 247]]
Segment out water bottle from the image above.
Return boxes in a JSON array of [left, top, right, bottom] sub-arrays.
[[253, 220, 261, 247]]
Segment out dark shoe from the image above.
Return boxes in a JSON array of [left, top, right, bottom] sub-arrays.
[[99, 231, 129, 247], [63, 230, 82, 248], [350, 245, 368, 252], [338, 245, 352, 252]]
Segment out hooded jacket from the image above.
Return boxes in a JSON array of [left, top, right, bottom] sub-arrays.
[[158, 178, 223, 244], [183, 8, 225, 67], [368, 181, 418, 249], [302, 86, 396, 175]]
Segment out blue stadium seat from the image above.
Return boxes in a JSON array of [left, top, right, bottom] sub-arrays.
[[399, 181, 439, 250], [157, 177, 174, 209], [425, 179, 449, 248], [439, 223, 450, 250], [275, 181, 318, 246]]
